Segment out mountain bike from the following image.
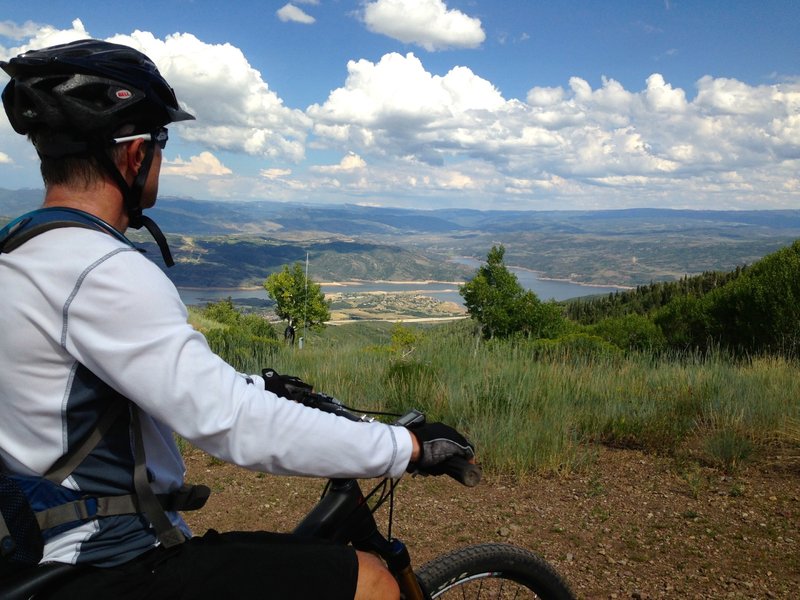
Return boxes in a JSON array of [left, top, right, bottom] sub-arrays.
[[273, 389, 575, 599], [0, 390, 575, 599]]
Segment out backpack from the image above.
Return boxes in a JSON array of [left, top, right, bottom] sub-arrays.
[[0, 208, 208, 578], [0, 476, 43, 577], [0, 397, 209, 579]]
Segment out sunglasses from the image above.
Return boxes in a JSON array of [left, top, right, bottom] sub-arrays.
[[112, 127, 169, 150]]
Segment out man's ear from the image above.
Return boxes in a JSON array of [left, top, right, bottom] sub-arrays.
[[122, 138, 147, 180]]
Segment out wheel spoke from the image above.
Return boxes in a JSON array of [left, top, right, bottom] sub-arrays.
[[429, 576, 541, 598], [417, 543, 573, 600]]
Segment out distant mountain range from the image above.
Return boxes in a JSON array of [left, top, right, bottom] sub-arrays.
[[3, 188, 799, 287]]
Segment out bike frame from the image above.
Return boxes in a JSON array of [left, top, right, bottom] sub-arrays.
[[293, 477, 427, 600]]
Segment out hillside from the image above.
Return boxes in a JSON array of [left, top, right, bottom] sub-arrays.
[[3, 190, 799, 287], [184, 315, 799, 599]]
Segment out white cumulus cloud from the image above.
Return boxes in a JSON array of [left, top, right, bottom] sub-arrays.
[[1, 19, 798, 210], [312, 153, 367, 173], [363, 0, 485, 51], [277, 4, 316, 25], [0, 18, 91, 59], [307, 50, 800, 208], [308, 52, 508, 165], [0, 20, 44, 41], [107, 30, 311, 162], [162, 152, 232, 180]]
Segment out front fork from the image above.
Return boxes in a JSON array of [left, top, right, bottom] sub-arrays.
[[360, 534, 429, 600]]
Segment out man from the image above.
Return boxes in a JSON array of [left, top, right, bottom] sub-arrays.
[[0, 39, 473, 599]]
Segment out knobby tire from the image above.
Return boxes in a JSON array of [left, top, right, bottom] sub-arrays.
[[416, 543, 575, 600]]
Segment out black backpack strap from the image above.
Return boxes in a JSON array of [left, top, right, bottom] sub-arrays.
[[43, 401, 127, 485], [0, 207, 137, 255], [130, 408, 186, 548], [34, 485, 210, 531], [0, 206, 175, 267]]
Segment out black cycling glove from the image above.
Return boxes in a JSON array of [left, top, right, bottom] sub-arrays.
[[409, 422, 475, 474]]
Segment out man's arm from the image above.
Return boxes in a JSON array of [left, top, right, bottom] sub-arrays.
[[63, 248, 413, 479]]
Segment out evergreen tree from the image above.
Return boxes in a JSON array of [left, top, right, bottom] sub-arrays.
[[460, 245, 564, 339]]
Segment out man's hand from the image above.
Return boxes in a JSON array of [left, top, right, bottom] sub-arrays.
[[407, 422, 474, 474]]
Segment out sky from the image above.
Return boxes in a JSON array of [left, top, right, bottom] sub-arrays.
[[0, 0, 798, 211]]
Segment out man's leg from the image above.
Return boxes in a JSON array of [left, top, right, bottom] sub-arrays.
[[45, 530, 366, 599], [354, 550, 400, 600]]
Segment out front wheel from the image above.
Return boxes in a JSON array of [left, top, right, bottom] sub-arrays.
[[416, 543, 574, 599]]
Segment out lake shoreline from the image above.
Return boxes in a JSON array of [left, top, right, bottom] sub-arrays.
[[177, 272, 630, 293], [177, 269, 629, 306]]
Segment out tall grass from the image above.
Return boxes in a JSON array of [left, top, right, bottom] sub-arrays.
[[197, 315, 800, 476]]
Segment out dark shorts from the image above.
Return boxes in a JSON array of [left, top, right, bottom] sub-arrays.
[[43, 530, 359, 600]]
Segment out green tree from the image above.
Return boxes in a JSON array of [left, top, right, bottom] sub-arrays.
[[460, 245, 564, 339], [202, 297, 241, 326], [703, 239, 800, 355], [264, 263, 331, 340], [652, 240, 800, 356], [589, 314, 666, 352]]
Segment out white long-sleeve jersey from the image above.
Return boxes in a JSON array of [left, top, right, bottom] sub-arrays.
[[0, 221, 412, 566]]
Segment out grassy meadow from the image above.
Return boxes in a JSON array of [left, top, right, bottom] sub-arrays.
[[189, 313, 800, 477]]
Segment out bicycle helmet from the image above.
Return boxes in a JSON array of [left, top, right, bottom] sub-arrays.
[[1, 38, 194, 152], [1, 39, 195, 267]]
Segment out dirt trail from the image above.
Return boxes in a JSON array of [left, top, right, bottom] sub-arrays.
[[183, 446, 799, 599]]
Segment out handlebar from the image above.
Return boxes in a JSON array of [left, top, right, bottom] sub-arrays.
[[297, 391, 481, 487], [437, 455, 482, 487]]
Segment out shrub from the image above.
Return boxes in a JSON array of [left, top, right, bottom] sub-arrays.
[[389, 323, 421, 357], [589, 314, 666, 352], [460, 246, 566, 339], [197, 299, 279, 371], [202, 297, 241, 326], [703, 427, 754, 473]]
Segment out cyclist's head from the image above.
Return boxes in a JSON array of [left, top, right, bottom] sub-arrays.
[[1, 39, 194, 262], [1, 38, 194, 162]]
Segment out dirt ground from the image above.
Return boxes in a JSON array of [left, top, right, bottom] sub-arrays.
[[182, 446, 799, 599]]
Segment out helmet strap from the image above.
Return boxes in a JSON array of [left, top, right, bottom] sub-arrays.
[[94, 143, 175, 267]]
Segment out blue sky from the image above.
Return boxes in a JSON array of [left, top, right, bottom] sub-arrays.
[[1, 0, 798, 211]]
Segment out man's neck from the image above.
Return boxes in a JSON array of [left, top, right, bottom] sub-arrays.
[[43, 182, 129, 232]]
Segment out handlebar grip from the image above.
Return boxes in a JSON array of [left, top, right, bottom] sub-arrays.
[[440, 456, 482, 487]]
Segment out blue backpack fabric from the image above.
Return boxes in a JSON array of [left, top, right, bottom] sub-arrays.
[[0, 475, 44, 577]]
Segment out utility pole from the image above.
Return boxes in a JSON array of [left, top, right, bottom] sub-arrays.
[[301, 251, 309, 349]]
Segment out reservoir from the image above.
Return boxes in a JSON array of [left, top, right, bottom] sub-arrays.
[[178, 260, 626, 306]]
